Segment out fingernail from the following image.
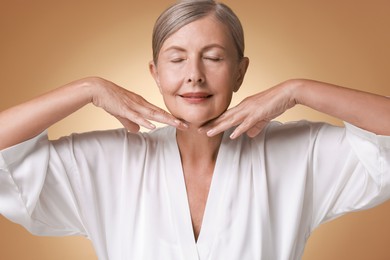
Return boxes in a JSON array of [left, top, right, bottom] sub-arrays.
[[207, 129, 214, 136], [230, 132, 236, 139]]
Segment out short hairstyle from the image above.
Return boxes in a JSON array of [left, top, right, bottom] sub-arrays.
[[152, 0, 245, 64]]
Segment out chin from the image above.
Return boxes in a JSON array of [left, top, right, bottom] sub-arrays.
[[178, 114, 219, 128], [169, 107, 227, 127]]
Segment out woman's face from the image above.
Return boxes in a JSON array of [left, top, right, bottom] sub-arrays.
[[150, 14, 249, 127]]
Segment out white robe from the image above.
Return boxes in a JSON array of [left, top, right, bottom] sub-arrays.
[[1, 121, 390, 260]]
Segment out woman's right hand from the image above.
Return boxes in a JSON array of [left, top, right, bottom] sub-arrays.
[[89, 77, 188, 132], [0, 77, 187, 150]]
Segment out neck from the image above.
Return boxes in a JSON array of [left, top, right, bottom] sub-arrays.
[[176, 127, 223, 164]]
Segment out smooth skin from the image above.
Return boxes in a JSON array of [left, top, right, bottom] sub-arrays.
[[0, 15, 389, 240]]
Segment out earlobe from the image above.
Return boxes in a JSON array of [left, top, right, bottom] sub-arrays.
[[234, 57, 250, 92], [149, 61, 162, 92]]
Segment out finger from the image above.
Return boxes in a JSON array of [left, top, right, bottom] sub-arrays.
[[122, 109, 157, 130], [144, 106, 188, 130], [116, 116, 141, 133], [201, 108, 244, 137], [245, 120, 268, 138], [131, 100, 188, 130], [231, 119, 270, 139], [122, 107, 188, 132], [228, 117, 256, 139]]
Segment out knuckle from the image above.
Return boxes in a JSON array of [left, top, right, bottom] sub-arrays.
[[132, 95, 144, 104], [148, 109, 158, 117], [148, 108, 168, 121], [253, 122, 263, 130], [241, 119, 253, 129], [228, 114, 240, 125]]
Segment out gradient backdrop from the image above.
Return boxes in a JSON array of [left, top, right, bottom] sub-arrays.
[[1, 1, 389, 259]]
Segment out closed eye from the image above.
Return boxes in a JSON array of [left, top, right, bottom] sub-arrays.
[[171, 58, 185, 63], [204, 57, 223, 62]]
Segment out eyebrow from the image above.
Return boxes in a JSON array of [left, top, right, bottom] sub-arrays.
[[163, 43, 226, 53]]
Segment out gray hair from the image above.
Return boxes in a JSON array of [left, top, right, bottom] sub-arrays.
[[152, 0, 245, 64]]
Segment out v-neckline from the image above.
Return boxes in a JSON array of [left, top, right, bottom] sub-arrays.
[[163, 127, 234, 259]]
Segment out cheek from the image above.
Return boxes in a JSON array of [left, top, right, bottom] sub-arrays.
[[158, 76, 177, 96], [212, 61, 239, 82], [156, 68, 181, 94], [216, 73, 237, 109]]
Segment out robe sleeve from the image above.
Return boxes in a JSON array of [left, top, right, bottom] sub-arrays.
[[0, 131, 86, 236], [311, 122, 390, 229]]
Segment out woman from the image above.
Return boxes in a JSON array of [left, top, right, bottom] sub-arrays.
[[0, 0, 389, 259]]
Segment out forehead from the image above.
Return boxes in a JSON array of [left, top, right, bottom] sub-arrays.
[[161, 15, 235, 51]]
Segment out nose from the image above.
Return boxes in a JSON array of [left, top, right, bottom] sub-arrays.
[[186, 58, 205, 85]]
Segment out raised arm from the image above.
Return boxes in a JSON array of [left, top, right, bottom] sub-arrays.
[[292, 79, 390, 135], [0, 77, 187, 150], [200, 79, 390, 138]]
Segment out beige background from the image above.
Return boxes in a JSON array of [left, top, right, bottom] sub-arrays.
[[1, 0, 389, 259]]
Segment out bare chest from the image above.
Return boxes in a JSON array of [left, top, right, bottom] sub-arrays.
[[182, 164, 214, 241]]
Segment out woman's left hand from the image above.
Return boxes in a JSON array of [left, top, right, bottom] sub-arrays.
[[201, 79, 390, 138], [199, 81, 297, 139]]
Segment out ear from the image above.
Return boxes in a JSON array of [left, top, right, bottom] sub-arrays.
[[149, 61, 162, 93], [233, 57, 250, 92]]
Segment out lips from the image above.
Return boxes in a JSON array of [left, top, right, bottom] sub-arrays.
[[179, 92, 212, 104], [180, 92, 212, 98]]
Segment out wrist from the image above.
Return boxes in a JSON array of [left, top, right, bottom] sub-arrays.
[[77, 77, 106, 106], [281, 79, 305, 106]]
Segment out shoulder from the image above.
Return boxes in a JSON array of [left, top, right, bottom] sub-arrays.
[[55, 126, 174, 142], [221, 121, 325, 150], [140, 125, 176, 143], [52, 126, 175, 152], [263, 120, 338, 141], [255, 120, 344, 153]]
